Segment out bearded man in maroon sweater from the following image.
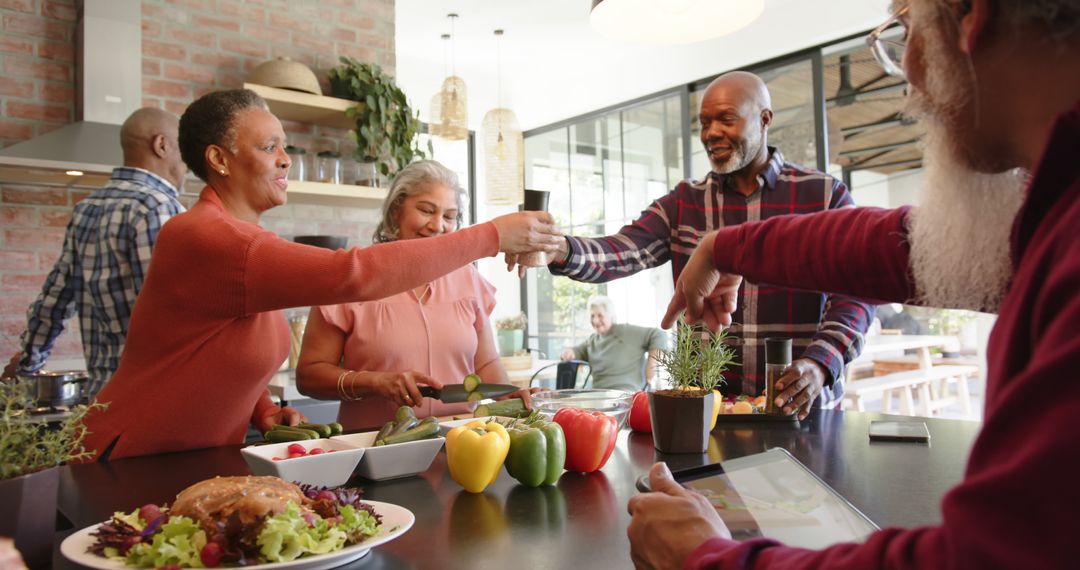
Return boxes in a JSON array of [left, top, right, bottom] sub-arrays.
[[628, 0, 1080, 568]]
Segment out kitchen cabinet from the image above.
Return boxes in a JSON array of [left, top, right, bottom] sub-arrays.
[[242, 82, 386, 208]]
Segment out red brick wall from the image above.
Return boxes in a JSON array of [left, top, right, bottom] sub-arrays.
[[0, 0, 394, 364]]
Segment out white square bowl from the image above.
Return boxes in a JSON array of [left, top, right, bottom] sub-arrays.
[[240, 438, 365, 487], [330, 431, 445, 481]]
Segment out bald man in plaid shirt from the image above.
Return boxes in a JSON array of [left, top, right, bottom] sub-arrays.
[[3, 108, 188, 397], [528, 72, 874, 419]]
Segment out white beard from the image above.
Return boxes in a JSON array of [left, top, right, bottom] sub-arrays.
[[906, 128, 1026, 312], [713, 124, 765, 175]]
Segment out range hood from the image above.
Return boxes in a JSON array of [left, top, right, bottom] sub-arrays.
[[0, 0, 141, 188]]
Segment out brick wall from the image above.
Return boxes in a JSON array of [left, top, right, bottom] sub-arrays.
[[0, 0, 395, 364]]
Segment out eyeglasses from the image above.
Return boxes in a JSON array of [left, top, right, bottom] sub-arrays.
[[867, 5, 909, 79]]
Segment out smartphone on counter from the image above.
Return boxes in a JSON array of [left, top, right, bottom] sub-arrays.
[[868, 420, 931, 443]]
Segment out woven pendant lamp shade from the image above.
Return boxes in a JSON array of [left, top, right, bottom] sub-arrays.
[[482, 108, 523, 205], [431, 75, 469, 140]]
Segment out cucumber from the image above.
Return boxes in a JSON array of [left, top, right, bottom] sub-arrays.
[[374, 420, 395, 442], [394, 406, 416, 424], [466, 390, 485, 403], [388, 416, 418, 436], [265, 429, 315, 443], [297, 423, 332, 438], [462, 373, 482, 393], [474, 398, 529, 418], [268, 425, 320, 439], [328, 422, 343, 435], [377, 417, 440, 446]]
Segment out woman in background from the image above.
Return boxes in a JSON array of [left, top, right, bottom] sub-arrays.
[[297, 160, 525, 430], [81, 90, 561, 460]]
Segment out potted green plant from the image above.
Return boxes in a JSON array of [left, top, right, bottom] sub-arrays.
[[0, 380, 103, 568], [651, 319, 737, 453], [495, 313, 528, 357], [327, 57, 429, 180]]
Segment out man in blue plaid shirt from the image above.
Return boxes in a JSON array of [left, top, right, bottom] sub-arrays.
[[3, 108, 188, 397]]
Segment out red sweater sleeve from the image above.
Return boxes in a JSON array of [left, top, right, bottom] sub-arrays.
[[712, 206, 917, 305], [243, 222, 499, 315]]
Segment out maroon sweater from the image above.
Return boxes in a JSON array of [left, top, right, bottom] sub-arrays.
[[687, 102, 1080, 569]]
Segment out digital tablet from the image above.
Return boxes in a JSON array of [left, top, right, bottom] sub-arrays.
[[869, 420, 931, 443], [637, 448, 878, 549]]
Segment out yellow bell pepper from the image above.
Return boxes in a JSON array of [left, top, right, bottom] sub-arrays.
[[710, 390, 722, 431], [446, 420, 511, 493]]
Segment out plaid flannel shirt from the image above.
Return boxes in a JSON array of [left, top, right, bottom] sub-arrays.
[[18, 167, 184, 396], [550, 148, 874, 407]]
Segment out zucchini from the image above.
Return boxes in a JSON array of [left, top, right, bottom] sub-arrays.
[[297, 423, 332, 438], [328, 422, 343, 435], [462, 373, 482, 393], [473, 398, 529, 418], [377, 417, 440, 446]]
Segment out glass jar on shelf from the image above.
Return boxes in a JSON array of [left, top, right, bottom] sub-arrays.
[[285, 145, 307, 182], [355, 158, 379, 188], [315, 150, 341, 184]]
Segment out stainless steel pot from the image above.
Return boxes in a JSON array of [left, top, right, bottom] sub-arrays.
[[18, 370, 88, 407]]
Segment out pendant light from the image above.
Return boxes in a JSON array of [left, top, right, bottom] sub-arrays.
[[482, 29, 523, 206], [590, 0, 765, 45], [430, 13, 468, 141]]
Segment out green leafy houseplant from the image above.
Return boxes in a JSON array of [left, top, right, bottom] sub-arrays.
[[495, 313, 528, 357], [1, 380, 105, 566], [650, 319, 738, 454], [328, 57, 429, 178]]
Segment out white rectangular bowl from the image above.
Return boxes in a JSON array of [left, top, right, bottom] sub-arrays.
[[331, 431, 445, 481], [240, 438, 365, 487]]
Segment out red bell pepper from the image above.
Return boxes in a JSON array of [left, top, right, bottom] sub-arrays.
[[627, 391, 651, 433], [552, 408, 618, 473]]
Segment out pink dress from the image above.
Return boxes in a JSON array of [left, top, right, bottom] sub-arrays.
[[318, 264, 500, 430]]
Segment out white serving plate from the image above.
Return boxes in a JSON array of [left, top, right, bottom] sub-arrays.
[[330, 431, 444, 481], [60, 500, 414, 570], [240, 438, 365, 487]]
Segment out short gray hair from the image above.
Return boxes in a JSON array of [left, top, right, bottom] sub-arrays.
[[372, 160, 466, 243], [587, 295, 617, 322]]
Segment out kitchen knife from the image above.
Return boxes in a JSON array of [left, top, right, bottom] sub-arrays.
[[419, 384, 517, 403]]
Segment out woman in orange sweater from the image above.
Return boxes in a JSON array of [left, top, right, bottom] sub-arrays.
[[81, 89, 560, 460]]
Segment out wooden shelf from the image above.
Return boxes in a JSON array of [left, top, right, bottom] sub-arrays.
[[286, 180, 386, 207], [244, 83, 362, 130]]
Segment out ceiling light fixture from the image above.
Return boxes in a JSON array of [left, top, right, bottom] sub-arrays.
[[482, 29, 523, 206], [65, 170, 84, 176], [429, 13, 468, 141], [590, 0, 765, 45]]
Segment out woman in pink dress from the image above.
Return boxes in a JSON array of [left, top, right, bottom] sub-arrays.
[[296, 160, 520, 430]]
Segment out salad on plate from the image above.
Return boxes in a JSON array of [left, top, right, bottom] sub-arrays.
[[82, 475, 386, 568]]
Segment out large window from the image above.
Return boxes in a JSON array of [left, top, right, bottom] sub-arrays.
[[524, 94, 683, 358]]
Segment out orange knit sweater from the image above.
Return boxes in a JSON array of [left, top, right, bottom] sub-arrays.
[[82, 188, 499, 460]]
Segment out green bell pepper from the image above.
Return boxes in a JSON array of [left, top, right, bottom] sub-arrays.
[[505, 418, 566, 487]]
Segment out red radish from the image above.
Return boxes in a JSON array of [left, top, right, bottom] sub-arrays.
[[308, 448, 325, 455], [287, 443, 307, 455]]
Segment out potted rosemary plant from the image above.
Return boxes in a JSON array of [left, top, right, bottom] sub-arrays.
[[327, 57, 429, 180], [651, 319, 737, 453], [0, 380, 103, 567]]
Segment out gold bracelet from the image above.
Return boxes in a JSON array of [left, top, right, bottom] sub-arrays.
[[336, 369, 355, 401], [345, 371, 363, 402]]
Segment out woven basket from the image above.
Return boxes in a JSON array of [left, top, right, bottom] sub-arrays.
[[249, 57, 321, 95]]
